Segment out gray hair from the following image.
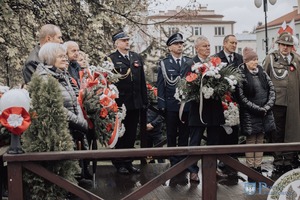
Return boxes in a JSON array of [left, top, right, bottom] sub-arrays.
[[64, 41, 78, 49], [194, 35, 209, 47], [39, 24, 60, 42], [38, 43, 67, 65]]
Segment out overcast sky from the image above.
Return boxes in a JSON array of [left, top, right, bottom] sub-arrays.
[[149, 0, 298, 34]]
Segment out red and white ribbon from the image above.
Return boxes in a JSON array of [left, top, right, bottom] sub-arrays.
[[0, 107, 31, 135]]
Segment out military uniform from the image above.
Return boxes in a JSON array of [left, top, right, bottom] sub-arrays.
[[109, 50, 148, 144], [109, 50, 148, 110], [157, 54, 192, 166], [263, 33, 300, 171], [109, 31, 148, 174]]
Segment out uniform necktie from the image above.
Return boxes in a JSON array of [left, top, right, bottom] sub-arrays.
[[284, 56, 289, 64], [228, 54, 233, 63], [124, 55, 129, 61], [176, 58, 181, 68]]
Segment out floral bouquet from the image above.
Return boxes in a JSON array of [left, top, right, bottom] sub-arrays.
[[79, 58, 126, 148], [175, 57, 242, 133], [175, 57, 241, 102]]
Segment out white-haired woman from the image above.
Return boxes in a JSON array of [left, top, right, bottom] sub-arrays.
[[35, 42, 92, 180]]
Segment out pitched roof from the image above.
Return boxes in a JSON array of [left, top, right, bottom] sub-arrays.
[[256, 9, 300, 30]]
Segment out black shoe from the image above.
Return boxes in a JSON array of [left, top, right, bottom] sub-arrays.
[[78, 178, 93, 188], [176, 171, 188, 186], [218, 161, 225, 170], [127, 165, 140, 174], [169, 177, 178, 186], [117, 167, 130, 175]]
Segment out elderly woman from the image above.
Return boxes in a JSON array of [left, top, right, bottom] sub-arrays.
[[35, 42, 92, 180]]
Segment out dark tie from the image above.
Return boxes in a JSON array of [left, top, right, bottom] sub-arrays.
[[124, 55, 129, 61], [176, 58, 181, 68], [228, 55, 233, 63], [284, 57, 289, 64]]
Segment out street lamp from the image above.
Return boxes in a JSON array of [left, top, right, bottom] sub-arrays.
[[254, 0, 277, 55]]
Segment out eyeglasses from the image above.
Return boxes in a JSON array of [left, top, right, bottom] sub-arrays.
[[57, 54, 68, 59]]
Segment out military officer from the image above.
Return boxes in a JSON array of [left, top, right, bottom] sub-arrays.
[[263, 32, 300, 177], [157, 33, 192, 185], [109, 30, 148, 175]]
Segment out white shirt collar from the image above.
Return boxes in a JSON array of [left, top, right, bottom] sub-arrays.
[[224, 51, 234, 61]]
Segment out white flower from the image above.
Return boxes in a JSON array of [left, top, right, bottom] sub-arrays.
[[215, 74, 221, 79], [7, 114, 23, 127], [202, 86, 214, 99]]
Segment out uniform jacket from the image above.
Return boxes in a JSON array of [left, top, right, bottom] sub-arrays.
[[157, 54, 192, 112], [35, 64, 88, 133], [238, 64, 276, 135], [215, 50, 243, 67], [263, 50, 300, 142], [147, 105, 163, 133], [23, 45, 41, 84], [109, 50, 148, 110], [187, 56, 225, 126]]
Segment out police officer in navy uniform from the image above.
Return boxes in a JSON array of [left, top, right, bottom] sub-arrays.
[[157, 33, 192, 185], [109, 30, 148, 175]]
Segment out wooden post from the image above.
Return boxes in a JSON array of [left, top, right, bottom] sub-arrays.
[[202, 155, 217, 200], [7, 162, 23, 200]]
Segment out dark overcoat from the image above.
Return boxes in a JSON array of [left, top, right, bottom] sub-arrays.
[[109, 50, 148, 110]]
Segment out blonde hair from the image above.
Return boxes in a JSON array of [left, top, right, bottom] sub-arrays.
[[38, 43, 67, 65]]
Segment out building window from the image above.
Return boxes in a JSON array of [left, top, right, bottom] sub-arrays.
[[238, 48, 242, 54], [193, 27, 202, 36], [214, 27, 224, 36], [214, 46, 222, 54], [169, 27, 179, 36]]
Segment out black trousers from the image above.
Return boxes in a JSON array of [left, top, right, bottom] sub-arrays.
[[112, 109, 140, 169], [165, 111, 189, 166], [188, 126, 224, 173], [271, 105, 298, 167]]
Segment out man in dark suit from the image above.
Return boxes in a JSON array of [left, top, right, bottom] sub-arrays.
[[216, 34, 243, 67], [157, 33, 192, 185], [216, 34, 243, 178], [109, 30, 148, 175], [185, 36, 227, 184]]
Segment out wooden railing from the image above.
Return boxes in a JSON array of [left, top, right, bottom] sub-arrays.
[[3, 143, 300, 200]]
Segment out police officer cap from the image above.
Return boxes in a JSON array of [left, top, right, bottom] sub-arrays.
[[276, 32, 294, 46], [166, 33, 184, 46], [112, 30, 130, 42]]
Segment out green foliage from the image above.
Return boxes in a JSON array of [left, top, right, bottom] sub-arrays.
[[22, 74, 80, 200]]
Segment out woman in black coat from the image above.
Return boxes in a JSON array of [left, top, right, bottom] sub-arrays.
[[238, 47, 276, 176]]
